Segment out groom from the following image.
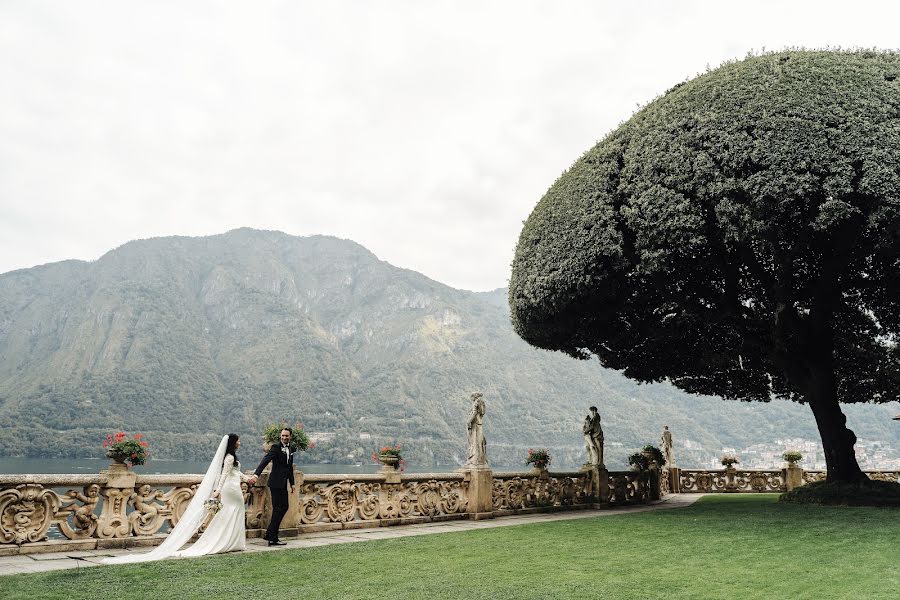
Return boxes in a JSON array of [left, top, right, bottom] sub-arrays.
[[254, 427, 296, 546]]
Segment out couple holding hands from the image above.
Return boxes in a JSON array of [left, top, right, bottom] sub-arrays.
[[104, 427, 298, 564]]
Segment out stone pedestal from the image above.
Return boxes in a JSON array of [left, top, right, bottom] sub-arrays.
[[784, 464, 803, 491], [461, 467, 493, 520], [381, 467, 402, 484], [596, 467, 609, 504], [286, 466, 303, 530], [97, 462, 136, 538], [725, 465, 737, 492], [668, 467, 681, 493], [581, 465, 609, 505], [648, 465, 661, 501]]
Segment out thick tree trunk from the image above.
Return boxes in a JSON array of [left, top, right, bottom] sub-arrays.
[[775, 299, 866, 484], [805, 362, 866, 484]]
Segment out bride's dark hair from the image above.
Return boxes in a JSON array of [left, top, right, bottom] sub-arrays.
[[225, 433, 240, 466]]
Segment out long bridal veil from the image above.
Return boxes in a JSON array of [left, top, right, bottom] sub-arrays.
[[102, 435, 229, 564]]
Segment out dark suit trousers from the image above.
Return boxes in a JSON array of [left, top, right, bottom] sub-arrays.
[[266, 486, 289, 541]]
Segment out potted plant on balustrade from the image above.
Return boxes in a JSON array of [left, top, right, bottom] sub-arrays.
[[627, 452, 650, 471], [261, 421, 314, 452], [373, 443, 405, 471], [720, 453, 740, 491], [525, 448, 552, 473], [102, 432, 150, 468], [720, 453, 740, 469], [641, 444, 665, 468], [782, 450, 803, 467], [781, 450, 805, 490]]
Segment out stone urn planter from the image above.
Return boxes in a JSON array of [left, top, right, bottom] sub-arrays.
[[105, 449, 128, 466], [782, 451, 803, 469], [782, 451, 804, 491], [378, 453, 401, 469], [642, 450, 658, 468], [529, 464, 550, 479], [724, 465, 738, 491]]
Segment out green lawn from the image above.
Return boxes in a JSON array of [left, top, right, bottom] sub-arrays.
[[5, 495, 899, 599]]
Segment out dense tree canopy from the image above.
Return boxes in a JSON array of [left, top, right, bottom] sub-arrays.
[[510, 50, 900, 482]]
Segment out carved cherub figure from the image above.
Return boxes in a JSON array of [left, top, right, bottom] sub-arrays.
[[130, 484, 163, 526], [66, 484, 100, 531]]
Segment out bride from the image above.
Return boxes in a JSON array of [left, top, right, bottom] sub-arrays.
[[103, 434, 257, 564]]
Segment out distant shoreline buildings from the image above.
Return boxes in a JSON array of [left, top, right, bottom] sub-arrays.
[[678, 437, 900, 471]]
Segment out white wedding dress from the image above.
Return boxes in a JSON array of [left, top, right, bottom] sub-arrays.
[[103, 435, 252, 564], [176, 453, 251, 557]]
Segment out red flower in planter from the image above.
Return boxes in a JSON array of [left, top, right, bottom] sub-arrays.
[[103, 432, 149, 467]]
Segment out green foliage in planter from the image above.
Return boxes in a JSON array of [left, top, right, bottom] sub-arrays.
[[641, 444, 665, 466], [102, 432, 150, 466], [525, 448, 552, 469], [720, 454, 740, 467], [782, 450, 803, 463], [628, 452, 650, 471], [262, 422, 312, 451]]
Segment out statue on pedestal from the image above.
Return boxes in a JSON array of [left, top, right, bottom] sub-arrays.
[[583, 406, 604, 469], [661, 425, 675, 467], [465, 392, 488, 467]]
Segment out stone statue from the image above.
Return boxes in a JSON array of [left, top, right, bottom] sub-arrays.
[[582, 415, 594, 464], [661, 425, 675, 467], [129, 484, 163, 532], [66, 484, 100, 532], [583, 406, 604, 469], [466, 392, 488, 467]]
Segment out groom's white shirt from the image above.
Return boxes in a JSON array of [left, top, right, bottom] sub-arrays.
[[281, 443, 291, 460]]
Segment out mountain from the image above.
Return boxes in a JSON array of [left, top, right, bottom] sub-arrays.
[[1, 228, 897, 468]]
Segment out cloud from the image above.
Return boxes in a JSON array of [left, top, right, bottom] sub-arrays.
[[1, 1, 899, 289]]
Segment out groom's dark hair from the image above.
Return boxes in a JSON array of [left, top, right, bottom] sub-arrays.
[[281, 427, 293, 435]]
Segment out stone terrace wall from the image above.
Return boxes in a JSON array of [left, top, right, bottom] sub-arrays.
[[0, 463, 631, 555]]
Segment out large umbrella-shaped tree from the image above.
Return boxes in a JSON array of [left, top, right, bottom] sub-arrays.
[[510, 50, 900, 483]]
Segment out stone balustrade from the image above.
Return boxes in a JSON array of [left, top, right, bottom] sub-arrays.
[[677, 468, 899, 493], [0, 466, 208, 551], [800, 470, 900, 484], [294, 472, 470, 530], [0, 463, 627, 555], [3, 460, 897, 556], [491, 470, 593, 513], [607, 470, 654, 504], [677, 468, 785, 493]]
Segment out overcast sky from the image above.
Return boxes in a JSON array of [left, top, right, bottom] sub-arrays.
[[1, 1, 898, 291]]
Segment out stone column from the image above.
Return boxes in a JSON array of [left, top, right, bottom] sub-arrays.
[[669, 467, 681, 493], [784, 464, 803, 491], [648, 464, 661, 501], [725, 465, 737, 492], [581, 465, 609, 506], [381, 465, 402, 485], [96, 463, 136, 539], [285, 466, 303, 531], [461, 466, 494, 520]]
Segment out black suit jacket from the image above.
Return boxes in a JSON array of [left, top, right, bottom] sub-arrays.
[[254, 444, 296, 489]]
